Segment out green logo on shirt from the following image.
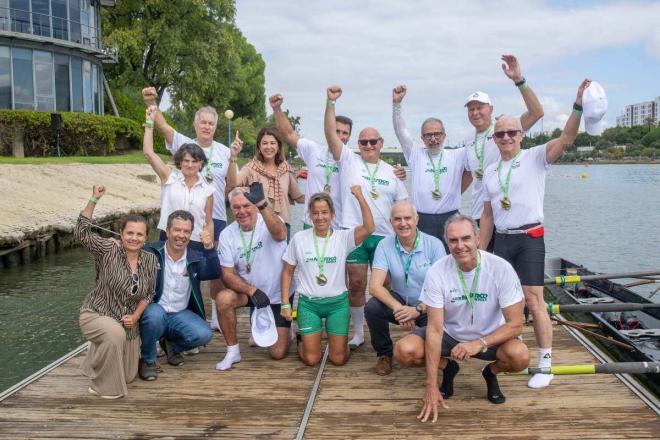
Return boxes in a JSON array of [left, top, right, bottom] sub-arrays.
[[316, 162, 338, 173], [304, 256, 337, 264], [210, 162, 223, 169], [361, 175, 390, 186], [239, 241, 263, 259], [425, 166, 447, 174], [449, 289, 488, 303]]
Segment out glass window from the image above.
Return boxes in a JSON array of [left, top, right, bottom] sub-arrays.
[[92, 63, 99, 113], [32, 0, 51, 37], [34, 50, 54, 111], [51, 0, 68, 40], [0, 0, 9, 32], [12, 47, 33, 109], [54, 53, 69, 111], [80, 0, 90, 46], [83, 59, 91, 112], [71, 56, 82, 111], [69, 0, 81, 44], [0, 46, 11, 108], [9, 0, 29, 34]]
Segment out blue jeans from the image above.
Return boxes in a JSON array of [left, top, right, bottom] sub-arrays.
[[139, 303, 213, 364]]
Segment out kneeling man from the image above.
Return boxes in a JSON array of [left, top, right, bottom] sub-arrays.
[[139, 210, 220, 380], [418, 214, 529, 422]]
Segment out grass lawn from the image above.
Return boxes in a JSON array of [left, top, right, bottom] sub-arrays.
[[0, 151, 249, 166]]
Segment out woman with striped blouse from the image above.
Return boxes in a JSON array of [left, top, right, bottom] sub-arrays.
[[75, 185, 157, 399]]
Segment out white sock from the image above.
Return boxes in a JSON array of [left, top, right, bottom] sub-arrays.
[[348, 306, 365, 346], [215, 344, 241, 371], [210, 300, 220, 331], [528, 348, 553, 388]]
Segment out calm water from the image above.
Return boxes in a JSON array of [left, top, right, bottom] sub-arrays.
[[1, 164, 658, 393]]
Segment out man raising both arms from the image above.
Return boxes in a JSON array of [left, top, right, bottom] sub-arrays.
[[325, 86, 409, 349]]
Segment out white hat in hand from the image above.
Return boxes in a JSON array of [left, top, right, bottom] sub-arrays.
[[251, 307, 278, 348], [583, 81, 608, 135]]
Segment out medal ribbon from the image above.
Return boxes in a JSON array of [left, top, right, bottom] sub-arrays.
[[426, 150, 444, 193], [203, 142, 215, 178], [496, 150, 522, 203], [456, 251, 481, 324], [473, 123, 492, 175], [362, 159, 381, 193], [394, 229, 421, 287], [238, 227, 256, 269], [312, 229, 331, 278], [323, 150, 333, 189]]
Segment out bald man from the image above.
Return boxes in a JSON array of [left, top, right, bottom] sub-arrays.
[[325, 86, 409, 349], [364, 200, 445, 375]]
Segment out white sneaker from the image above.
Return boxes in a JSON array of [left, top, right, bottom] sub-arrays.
[[528, 373, 554, 389], [348, 335, 364, 350], [215, 351, 241, 371]]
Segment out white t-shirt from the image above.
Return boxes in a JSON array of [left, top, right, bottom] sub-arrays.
[[296, 138, 342, 228], [283, 228, 357, 298], [218, 215, 287, 303], [159, 247, 191, 313], [338, 147, 408, 236], [420, 251, 524, 342], [464, 124, 501, 219], [167, 132, 233, 222], [157, 170, 215, 242], [482, 144, 549, 229]]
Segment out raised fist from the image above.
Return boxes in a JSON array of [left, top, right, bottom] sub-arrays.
[[392, 85, 407, 103], [142, 87, 158, 106], [327, 86, 342, 101], [92, 185, 106, 199], [269, 94, 284, 109]]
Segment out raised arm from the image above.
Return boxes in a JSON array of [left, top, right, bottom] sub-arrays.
[[324, 86, 344, 161], [392, 85, 414, 158], [142, 87, 175, 145], [243, 182, 287, 242], [225, 131, 243, 196], [501, 55, 544, 132], [351, 185, 375, 244], [76, 185, 114, 255], [143, 106, 171, 183], [418, 306, 448, 423], [478, 201, 494, 250], [545, 79, 590, 164], [269, 94, 300, 148]]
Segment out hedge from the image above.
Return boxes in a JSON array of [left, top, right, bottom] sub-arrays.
[[0, 110, 142, 157]]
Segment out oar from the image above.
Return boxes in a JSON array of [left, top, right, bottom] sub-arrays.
[[509, 362, 660, 376], [550, 317, 635, 351], [547, 302, 660, 315], [545, 270, 660, 286]]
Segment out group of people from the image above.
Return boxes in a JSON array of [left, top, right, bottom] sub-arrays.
[[75, 54, 592, 422]]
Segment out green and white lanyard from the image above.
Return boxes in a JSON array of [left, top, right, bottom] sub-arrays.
[[312, 230, 331, 285], [362, 159, 381, 198], [322, 150, 333, 192], [203, 142, 215, 181], [496, 150, 522, 210], [394, 229, 421, 288], [473, 123, 492, 179], [238, 227, 256, 274], [456, 251, 481, 325], [427, 150, 444, 199]]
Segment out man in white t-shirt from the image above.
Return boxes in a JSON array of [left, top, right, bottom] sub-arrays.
[[462, 55, 544, 251], [392, 85, 471, 251], [478, 79, 590, 389], [418, 214, 529, 423], [324, 85, 409, 349], [214, 183, 289, 370]]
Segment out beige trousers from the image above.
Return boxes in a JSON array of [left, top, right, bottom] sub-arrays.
[[79, 311, 139, 397]]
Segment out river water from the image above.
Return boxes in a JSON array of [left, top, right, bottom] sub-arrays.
[[1, 164, 658, 393]]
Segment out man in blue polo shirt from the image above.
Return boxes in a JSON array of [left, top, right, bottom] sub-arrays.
[[365, 200, 445, 375]]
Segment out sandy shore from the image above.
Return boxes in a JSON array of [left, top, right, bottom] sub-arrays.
[[0, 164, 161, 245]]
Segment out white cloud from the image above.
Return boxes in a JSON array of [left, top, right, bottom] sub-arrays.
[[235, 0, 660, 146]]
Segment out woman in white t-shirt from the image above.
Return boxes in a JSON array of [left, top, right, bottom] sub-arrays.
[[281, 186, 374, 366], [143, 106, 214, 250]]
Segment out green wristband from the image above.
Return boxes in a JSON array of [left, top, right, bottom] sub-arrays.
[[517, 82, 529, 90], [89, 195, 99, 203], [281, 303, 291, 309], [327, 99, 336, 105], [144, 119, 154, 128]]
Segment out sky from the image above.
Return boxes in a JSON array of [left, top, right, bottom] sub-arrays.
[[234, 0, 660, 148]]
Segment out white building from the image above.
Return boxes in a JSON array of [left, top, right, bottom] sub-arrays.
[[616, 97, 660, 128], [577, 146, 595, 153]]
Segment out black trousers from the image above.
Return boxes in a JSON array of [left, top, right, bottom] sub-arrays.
[[417, 210, 459, 254]]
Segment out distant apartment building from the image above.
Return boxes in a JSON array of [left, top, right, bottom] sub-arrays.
[[0, 0, 116, 114], [616, 96, 660, 128]]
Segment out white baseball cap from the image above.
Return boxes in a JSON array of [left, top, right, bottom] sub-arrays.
[[251, 306, 278, 347], [582, 81, 607, 135], [465, 91, 492, 106]]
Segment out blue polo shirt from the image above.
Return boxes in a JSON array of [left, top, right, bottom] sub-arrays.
[[372, 230, 446, 305]]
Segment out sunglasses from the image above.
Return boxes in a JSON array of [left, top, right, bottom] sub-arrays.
[[493, 130, 522, 139], [422, 132, 445, 139], [131, 272, 139, 294], [358, 138, 380, 147]]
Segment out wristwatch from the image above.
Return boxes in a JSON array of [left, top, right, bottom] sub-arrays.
[[478, 337, 488, 353], [415, 303, 424, 314]]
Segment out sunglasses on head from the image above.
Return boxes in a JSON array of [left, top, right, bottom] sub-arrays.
[[358, 138, 380, 147], [131, 272, 139, 294], [493, 130, 522, 139]]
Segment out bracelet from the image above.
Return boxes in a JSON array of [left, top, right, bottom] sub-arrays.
[[89, 195, 99, 204], [479, 337, 488, 352], [573, 102, 583, 112], [572, 109, 583, 116], [281, 303, 291, 309], [257, 201, 267, 210], [517, 82, 529, 91], [144, 119, 154, 128], [514, 77, 526, 87], [327, 98, 336, 105]]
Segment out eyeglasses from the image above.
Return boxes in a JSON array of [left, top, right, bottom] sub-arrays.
[[493, 130, 522, 139], [358, 138, 380, 147], [422, 132, 445, 139], [131, 272, 139, 294]]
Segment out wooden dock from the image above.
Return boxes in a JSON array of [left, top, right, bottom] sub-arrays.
[[1, 309, 659, 439]]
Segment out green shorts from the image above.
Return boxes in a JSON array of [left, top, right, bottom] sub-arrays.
[[297, 291, 350, 336], [346, 234, 384, 265]]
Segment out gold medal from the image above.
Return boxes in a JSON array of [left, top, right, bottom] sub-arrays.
[[431, 190, 442, 200], [475, 169, 483, 180], [500, 198, 512, 210], [323, 184, 331, 193], [205, 169, 214, 182], [369, 190, 379, 199], [316, 274, 327, 286]]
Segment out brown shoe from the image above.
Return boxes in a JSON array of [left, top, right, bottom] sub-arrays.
[[374, 355, 392, 376]]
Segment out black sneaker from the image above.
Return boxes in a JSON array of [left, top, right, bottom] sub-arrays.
[[159, 337, 184, 366], [139, 361, 158, 381], [439, 359, 460, 399]]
